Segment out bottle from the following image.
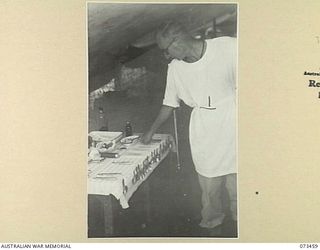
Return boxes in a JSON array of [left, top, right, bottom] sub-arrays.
[[125, 121, 132, 137], [98, 107, 108, 131]]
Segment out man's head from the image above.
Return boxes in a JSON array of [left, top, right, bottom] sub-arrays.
[[156, 21, 193, 60]]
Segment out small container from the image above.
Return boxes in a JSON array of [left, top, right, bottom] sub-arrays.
[[125, 121, 132, 137], [98, 107, 108, 131]]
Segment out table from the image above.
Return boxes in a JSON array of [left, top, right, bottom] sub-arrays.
[[88, 133, 175, 237]]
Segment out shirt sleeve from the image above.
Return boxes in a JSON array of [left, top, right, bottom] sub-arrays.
[[230, 38, 237, 91], [162, 63, 180, 108], [223, 37, 237, 91]]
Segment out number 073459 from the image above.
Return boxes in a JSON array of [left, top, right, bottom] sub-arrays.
[[300, 244, 318, 248]]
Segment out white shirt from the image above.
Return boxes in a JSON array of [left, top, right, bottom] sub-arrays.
[[163, 37, 237, 177]]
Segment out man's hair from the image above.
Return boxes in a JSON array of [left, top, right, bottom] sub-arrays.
[[156, 21, 190, 49]]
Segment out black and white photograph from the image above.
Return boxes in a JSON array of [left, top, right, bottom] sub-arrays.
[[3, 0, 320, 245], [87, 2, 238, 238]]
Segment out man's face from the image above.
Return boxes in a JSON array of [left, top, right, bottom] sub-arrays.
[[163, 38, 187, 60]]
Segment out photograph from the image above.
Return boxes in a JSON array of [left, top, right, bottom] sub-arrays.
[[2, 0, 320, 245], [87, 2, 238, 238]]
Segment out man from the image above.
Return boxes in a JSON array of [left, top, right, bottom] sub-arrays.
[[141, 21, 237, 236]]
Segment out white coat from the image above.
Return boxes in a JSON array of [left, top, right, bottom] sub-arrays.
[[163, 37, 237, 177]]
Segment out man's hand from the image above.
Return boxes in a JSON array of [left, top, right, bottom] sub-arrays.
[[140, 130, 154, 144], [140, 105, 174, 144]]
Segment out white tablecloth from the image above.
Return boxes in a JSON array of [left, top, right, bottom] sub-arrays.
[[88, 134, 174, 208]]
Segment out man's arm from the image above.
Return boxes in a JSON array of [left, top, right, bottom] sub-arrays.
[[141, 105, 174, 144]]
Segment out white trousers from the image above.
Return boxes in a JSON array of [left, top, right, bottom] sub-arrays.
[[198, 173, 237, 228]]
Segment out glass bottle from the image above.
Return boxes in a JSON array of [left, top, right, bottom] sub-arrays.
[[125, 121, 132, 137], [98, 107, 108, 131]]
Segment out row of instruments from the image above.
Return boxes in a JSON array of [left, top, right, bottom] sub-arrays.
[[131, 138, 172, 185]]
